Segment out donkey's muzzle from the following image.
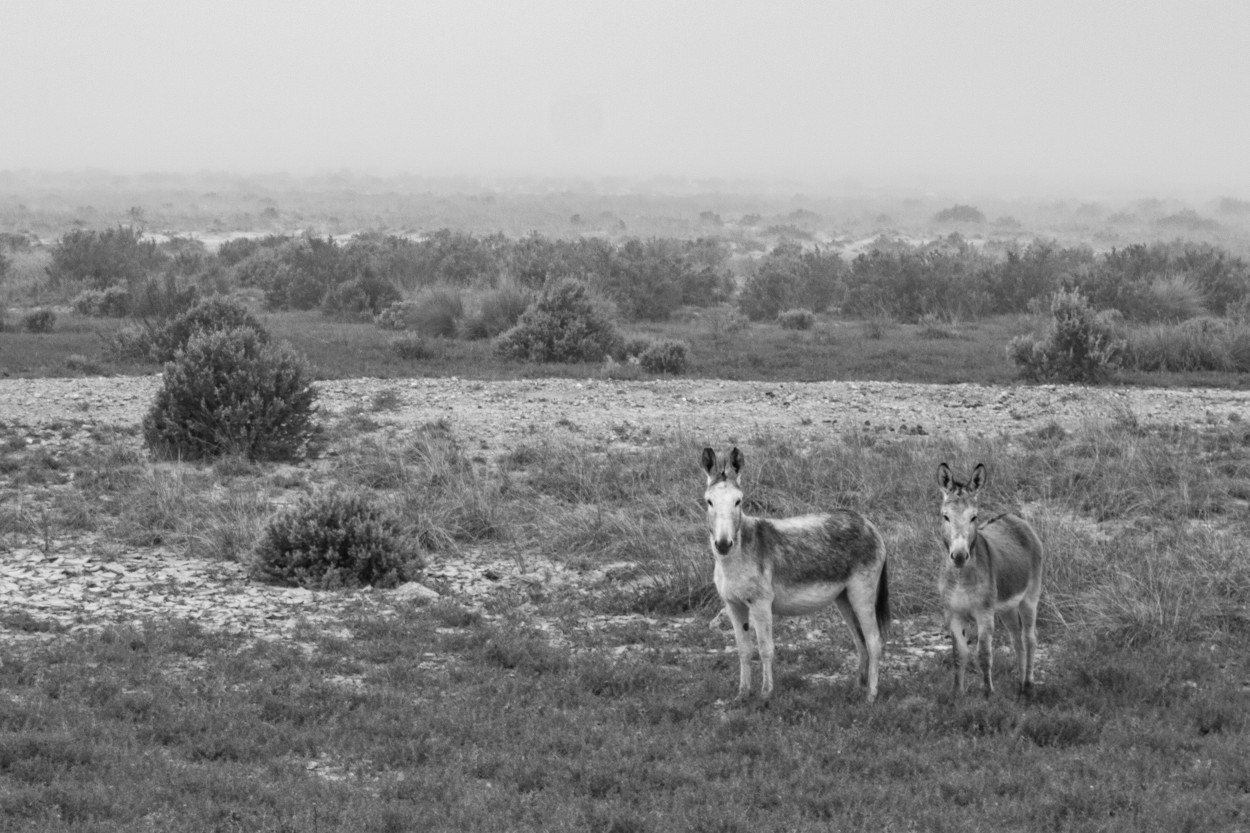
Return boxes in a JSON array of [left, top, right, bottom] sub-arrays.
[[950, 549, 969, 568], [713, 538, 733, 556]]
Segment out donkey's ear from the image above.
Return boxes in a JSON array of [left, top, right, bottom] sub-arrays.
[[700, 447, 718, 478], [937, 462, 954, 493], [969, 463, 987, 493], [729, 447, 744, 479]]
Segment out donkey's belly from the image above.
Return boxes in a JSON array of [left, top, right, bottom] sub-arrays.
[[772, 582, 843, 616]]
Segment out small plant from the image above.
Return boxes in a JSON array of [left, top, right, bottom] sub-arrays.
[[777, 308, 815, 330], [251, 491, 423, 590], [495, 279, 623, 363], [142, 327, 317, 461], [638, 339, 689, 374], [22, 308, 56, 333]]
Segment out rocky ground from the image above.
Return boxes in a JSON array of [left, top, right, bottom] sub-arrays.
[[2, 375, 1247, 683]]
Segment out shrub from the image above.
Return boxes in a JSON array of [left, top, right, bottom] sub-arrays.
[[46, 226, 164, 289], [777, 308, 815, 330], [321, 269, 402, 317], [933, 204, 986, 223], [1137, 274, 1207, 323], [251, 491, 422, 590], [390, 334, 435, 360], [147, 297, 270, 363], [639, 339, 689, 374], [375, 301, 416, 331], [1008, 288, 1124, 383], [738, 243, 844, 321], [409, 287, 464, 338], [619, 336, 653, 360], [495, 279, 623, 363], [1123, 317, 1250, 373], [458, 285, 531, 340], [142, 327, 317, 461], [22, 309, 56, 333], [73, 286, 133, 317]]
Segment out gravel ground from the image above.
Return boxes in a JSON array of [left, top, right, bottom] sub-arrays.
[[3, 375, 1247, 446]]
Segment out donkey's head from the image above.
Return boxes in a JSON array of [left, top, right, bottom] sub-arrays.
[[701, 447, 744, 557], [937, 462, 986, 569]]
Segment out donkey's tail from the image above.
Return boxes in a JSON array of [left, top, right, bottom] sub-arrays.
[[875, 560, 891, 638]]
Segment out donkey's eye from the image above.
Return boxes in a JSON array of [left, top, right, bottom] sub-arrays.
[[735, 499, 741, 507], [942, 513, 950, 522], [706, 499, 713, 507]]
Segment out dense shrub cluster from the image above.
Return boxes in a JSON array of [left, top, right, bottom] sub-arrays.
[[251, 491, 422, 590], [638, 339, 690, 374], [142, 326, 317, 461], [495, 279, 622, 363], [738, 243, 844, 321], [1008, 289, 1125, 383], [46, 226, 164, 289]]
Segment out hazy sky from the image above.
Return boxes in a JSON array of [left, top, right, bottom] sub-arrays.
[[3, 0, 1248, 193]]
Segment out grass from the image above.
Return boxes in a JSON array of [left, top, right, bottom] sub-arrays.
[[0, 307, 1100, 386], [2, 402, 1250, 829]]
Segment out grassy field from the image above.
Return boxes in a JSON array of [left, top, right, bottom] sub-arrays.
[[2, 404, 1249, 831], [4, 306, 1250, 390]]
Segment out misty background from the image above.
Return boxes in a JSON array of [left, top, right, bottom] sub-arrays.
[[3, 0, 1249, 198]]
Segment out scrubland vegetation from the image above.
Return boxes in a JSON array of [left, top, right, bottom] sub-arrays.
[[1, 173, 1249, 830]]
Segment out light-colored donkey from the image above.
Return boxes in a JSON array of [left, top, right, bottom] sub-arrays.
[[701, 447, 890, 703], [937, 462, 1044, 697]]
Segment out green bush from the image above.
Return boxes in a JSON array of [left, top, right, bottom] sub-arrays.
[[22, 309, 56, 333], [638, 339, 689, 374], [777, 308, 815, 330], [495, 279, 623, 363], [142, 327, 317, 461], [1008, 288, 1124, 383], [251, 491, 422, 590]]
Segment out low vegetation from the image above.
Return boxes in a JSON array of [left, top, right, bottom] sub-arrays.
[[1, 411, 1248, 830]]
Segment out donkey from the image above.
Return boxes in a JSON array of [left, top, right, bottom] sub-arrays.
[[701, 447, 890, 703], [937, 462, 1044, 697]]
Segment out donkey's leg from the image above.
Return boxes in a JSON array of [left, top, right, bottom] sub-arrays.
[[834, 594, 869, 688], [748, 601, 776, 700], [974, 611, 996, 697], [842, 579, 883, 703], [1002, 607, 1027, 696], [948, 612, 971, 694], [724, 600, 753, 701], [1019, 598, 1039, 695]]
